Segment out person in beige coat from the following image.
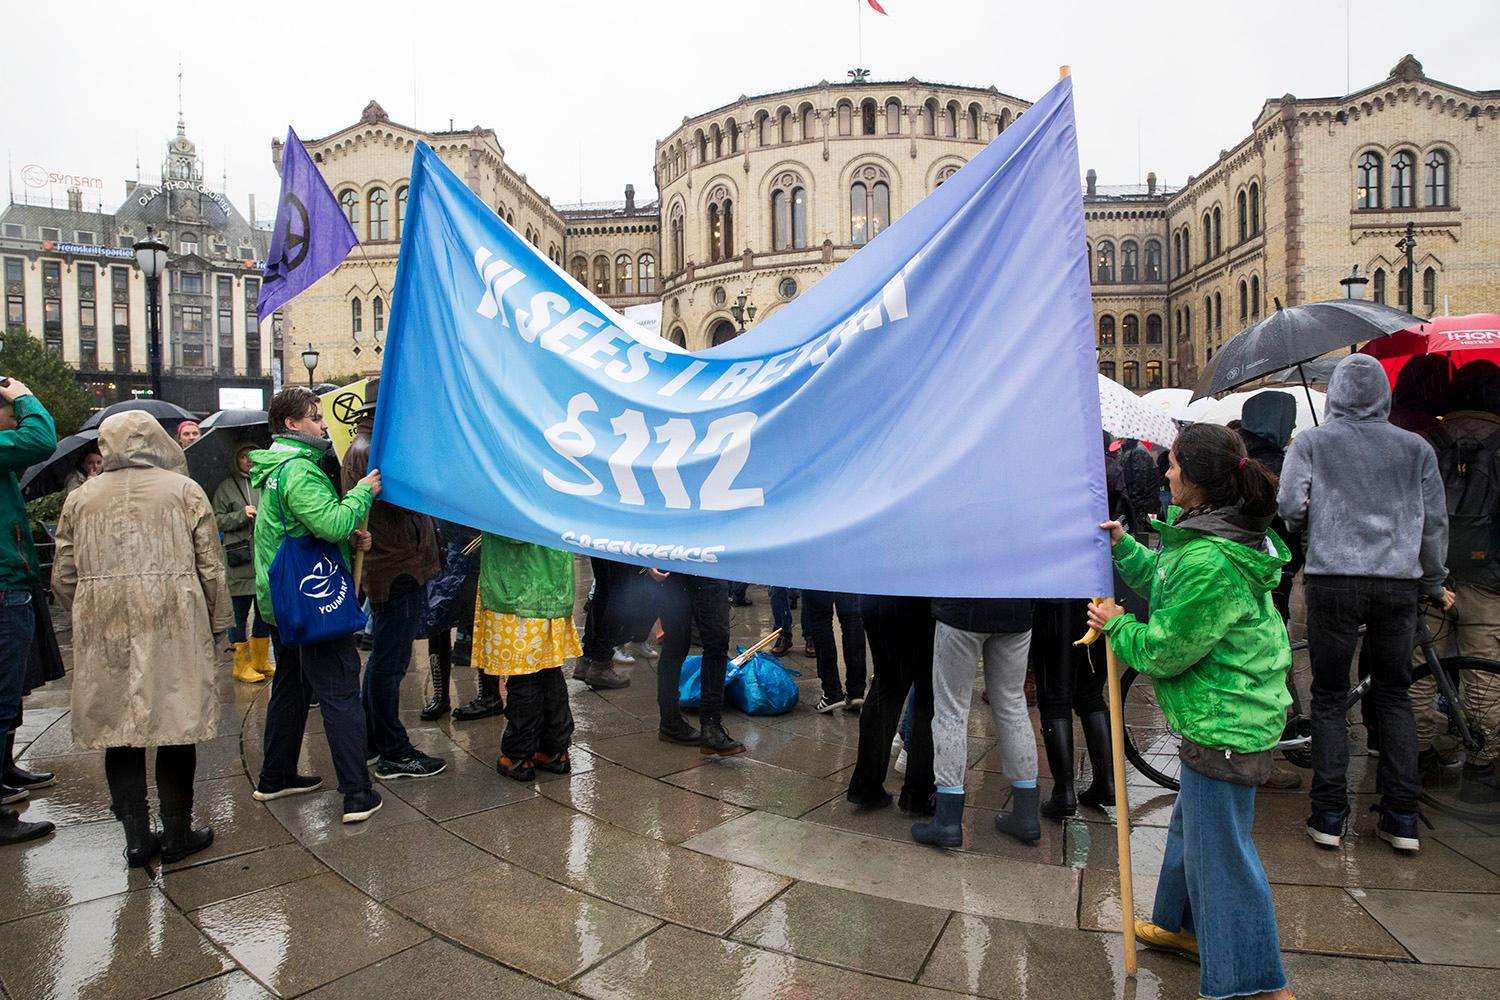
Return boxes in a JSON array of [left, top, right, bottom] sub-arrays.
[[52, 411, 233, 868]]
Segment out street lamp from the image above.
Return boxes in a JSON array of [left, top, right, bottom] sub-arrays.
[[1395, 222, 1418, 312], [132, 226, 169, 399], [301, 343, 319, 387], [1339, 264, 1369, 300], [729, 289, 758, 332]]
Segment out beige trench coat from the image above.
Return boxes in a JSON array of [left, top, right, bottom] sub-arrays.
[[53, 412, 233, 749]]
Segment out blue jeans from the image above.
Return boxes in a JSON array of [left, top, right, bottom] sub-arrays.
[[1154, 764, 1287, 999], [363, 587, 424, 761], [769, 587, 792, 638], [229, 594, 270, 643], [0, 590, 35, 736]]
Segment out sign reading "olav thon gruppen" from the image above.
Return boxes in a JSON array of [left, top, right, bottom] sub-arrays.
[[369, 77, 1110, 599]]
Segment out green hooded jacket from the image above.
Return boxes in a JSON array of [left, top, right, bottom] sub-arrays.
[[0, 396, 58, 591], [477, 533, 574, 619], [248, 436, 373, 626], [1103, 507, 1292, 753]]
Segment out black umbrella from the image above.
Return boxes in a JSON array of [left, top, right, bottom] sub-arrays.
[[186, 423, 272, 501], [1260, 355, 1344, 388], [81, 398, 198, 432], [1191, 299, 1422, 410], [200, 408, 269, 430], [19, 430, 99, 500]]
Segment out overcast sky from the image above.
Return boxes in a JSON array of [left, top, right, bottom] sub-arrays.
[[4, 0, 1496, 220]]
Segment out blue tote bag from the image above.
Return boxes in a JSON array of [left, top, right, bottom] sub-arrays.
[[266, 457, 367, 645]]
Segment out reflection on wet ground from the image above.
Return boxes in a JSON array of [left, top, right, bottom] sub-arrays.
[[2, 580, 1498, 999]]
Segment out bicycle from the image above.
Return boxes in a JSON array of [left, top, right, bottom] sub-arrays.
[[1121, 607, 1500, 792]]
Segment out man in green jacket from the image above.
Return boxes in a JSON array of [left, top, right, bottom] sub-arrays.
[[248, 387, 385, 825], [0, 379, 57, 845]]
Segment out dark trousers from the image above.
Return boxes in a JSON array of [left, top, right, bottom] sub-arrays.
[[849, 596, 936, 804], [805, 590, 867, 701], [0, 590, 35, 739], [1305, 575, 1421, 816], [229, 594, 270, 643], [582, 558, 632, 662], [364, 585, 424, 761], [105, 745, 196, 818], [501, 667, 574, 762], [1032, 599, 1107, 722], [261, 626, 370, 797], [770, 587, 793, 638], [657, 575, 731, 725]]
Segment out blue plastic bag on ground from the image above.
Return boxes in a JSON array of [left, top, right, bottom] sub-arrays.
[[678, 655, 704, 711], [727, 649, 800, 715]]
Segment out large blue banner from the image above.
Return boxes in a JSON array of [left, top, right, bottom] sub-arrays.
[[370, 77, 1109, 598]]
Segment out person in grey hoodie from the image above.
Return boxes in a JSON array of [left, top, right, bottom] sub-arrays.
[[1278, 353, 1451, 855]]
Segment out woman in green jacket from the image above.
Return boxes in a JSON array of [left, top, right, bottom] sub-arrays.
[[1088, 422, 1295, 1000], [213, 443, 270, 684], [472, 533, 581, 782]]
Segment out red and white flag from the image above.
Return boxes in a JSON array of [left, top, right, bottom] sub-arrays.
[[866, 0, 888, 13]]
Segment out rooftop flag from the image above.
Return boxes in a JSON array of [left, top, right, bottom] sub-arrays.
[[256, 127, 358, 318], [867, 0, 888, 14]]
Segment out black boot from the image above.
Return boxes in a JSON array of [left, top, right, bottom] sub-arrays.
[[996, 785, 1042, 844], [419, 646, 452, 722], [120, 811, 160, 868], [452, 672, 504, 721], [3, 732, 53, 790], [911, 790, 965, 847], [1040, 719, 1077, 819], [160, 810, 214, 864], [699, 719, 745, 756], [1076, 711, 1116, 808], [0, 806, 53, 845]]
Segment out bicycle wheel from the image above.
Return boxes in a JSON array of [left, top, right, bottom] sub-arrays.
[[1121, 667, 1182, 791], [1411, 655, 1500, 756]]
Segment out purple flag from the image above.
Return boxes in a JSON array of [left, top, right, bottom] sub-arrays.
[[256, 127, 358, 317]]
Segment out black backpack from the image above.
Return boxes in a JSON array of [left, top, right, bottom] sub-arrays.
[[1427, 423, 1500, 583]]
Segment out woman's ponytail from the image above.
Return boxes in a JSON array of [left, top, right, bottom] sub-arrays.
[[1173, 422, 1280, 516]]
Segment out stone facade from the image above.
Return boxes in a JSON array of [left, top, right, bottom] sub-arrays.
[[560, 185, 661, 314]]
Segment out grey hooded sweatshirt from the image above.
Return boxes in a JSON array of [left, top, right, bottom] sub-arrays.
[[1277, 354, 1448, 596]]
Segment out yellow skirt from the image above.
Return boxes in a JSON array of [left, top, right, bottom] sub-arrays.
[[472, 608, 582, 677]]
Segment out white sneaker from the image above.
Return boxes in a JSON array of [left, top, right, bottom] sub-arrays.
[[894, 748, 908, 775], [623, 640, 659, 660], [612, 647, 637, 666]]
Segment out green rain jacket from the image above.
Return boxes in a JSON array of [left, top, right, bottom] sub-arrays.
[[0, 396, 58, 591], [477, 533, 574, 619], [248, 435, 373, 626], [1103, 506, 1292, 753]]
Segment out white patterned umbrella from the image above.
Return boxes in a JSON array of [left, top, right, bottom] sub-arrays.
[[1097, 374, 1178, 447]]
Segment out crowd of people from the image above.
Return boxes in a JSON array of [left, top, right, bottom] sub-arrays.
[[1, 348, 1497, 1000]]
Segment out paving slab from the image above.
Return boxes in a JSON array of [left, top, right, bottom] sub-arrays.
[[538, 761, 746, 843], [0, 888, 229, 1000], [386, 863, 659, 985], [582, 730, 707, 779], [162, 843, 328, 912], [1281, 951, 1500, 999], [382, 750, 541, 821], [162, 776, 295, 870], [0, 820, 152, 922], [797, 794, 1066, 864], [662, 755, 846, 818], [310, 818, 496, 900], [261, 786, 426, 847], [1351, 887, 1500, 967], [157, 971, 275, 999], [300, 937, 572, 999]]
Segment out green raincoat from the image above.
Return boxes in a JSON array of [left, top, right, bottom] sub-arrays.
[[477, 533, 574, 619], [1103, 507, 1292, 753]]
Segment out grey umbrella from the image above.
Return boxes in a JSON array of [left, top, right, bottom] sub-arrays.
[[1260, 355, 1344, 387], [19, 430, 100, 500], [186, 423, 272, 501], [80, 398, 197, 432], [200, 408, 269, 430]]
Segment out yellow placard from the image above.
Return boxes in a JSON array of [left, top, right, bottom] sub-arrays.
[[319, 379, 369, 460]]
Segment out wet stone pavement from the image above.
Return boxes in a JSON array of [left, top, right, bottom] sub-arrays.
[[3, 577, 1499, 999]]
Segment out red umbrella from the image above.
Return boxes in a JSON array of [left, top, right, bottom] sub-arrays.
[[1361, 313, 1500, 380]]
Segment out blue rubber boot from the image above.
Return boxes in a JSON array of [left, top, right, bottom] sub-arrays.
[[911, 790, 965, 847]]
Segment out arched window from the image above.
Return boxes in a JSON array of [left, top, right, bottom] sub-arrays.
[[1239, 280, 1249, 322], [861, 99, 878, 136], [1212, 206, 1222, 256], [1391, 151, 1415, 208], [757, 111, 771, 146], [1397, 267, 1412, 311], [800, 103, 815, 140], [1214, 292, 1223, 334], [849, 165, 890, 245], [1358, 151, 1383, 209], [350, 297, 362, 334], [373, 295, 384, 334], [1183, 305, 1191, 340], [1182, 228, 1191, 270], [1096, 241, 1115, 283], [922, 99, 937, 136], [1098, 315, 1116, 345], [670, 203, 684, 272], [1146, 360, 1163, 390], [616, 253, 634, 294], [1174, 309, 1183, 341], [570, 255, 588, 285], [1251, 275, 1261, 318], [1122, 361, 1139, 389], [1100, 362, 1116, 380], [1123, 315, 1140, 345], [1121, 241, 1139, 283], [339, 189, 359, 229], [1203, 294, 1212, 334], [886, 98, 902, 134], [1172, 232, 1181, 277], [1145, 240, 1162, 281], [638, 254, 656, 293], [779, 107, 794, 143], [1237, 190, 1248, 243], [1423, 267, 1437, 312], [934, 164, 960, 188], [710, 319, 738, 346], [1249, 182, 1261, 234], [711, 124, 723, 160], [1425, 151, 1449, 207], [944, 101, 959, 137], [727, 119, 739, 154], [1373, 267, 1387, 304], [395, 186, 408, 238], [707, 186, 734, 262], [591, 255, 611, 295], [837, 101, 852, 136], [669, 326, 687, 348], [695, 130, 707, 163], [770, 171, 808, 250], [999, 108, 1012, 131], [1202, 212, 1212, 257], [1146, 314, 1162, 344], [967, 104, 981, 139]]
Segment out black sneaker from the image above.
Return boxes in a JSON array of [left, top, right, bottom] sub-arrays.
[[814, 695, 845, 714], [252, 774, 324, 802], [341, 789, 383, 824], [1372, 804, 1420, 852], [0, 808, 54, 845], [0, 784, 27, 805], [1305, 808, 1347, 848], [700, 721, 745, 756], [3, 763, 54, 790], [373, 753, 448, 781], [659, 720, 703, 745]]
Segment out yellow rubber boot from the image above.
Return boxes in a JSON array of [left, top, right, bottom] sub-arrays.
[[249, 636, 275, 679], [232, 643, 266, 684]]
